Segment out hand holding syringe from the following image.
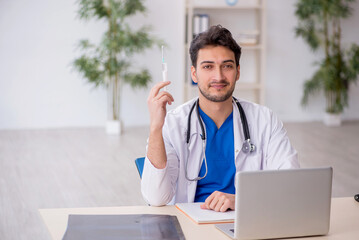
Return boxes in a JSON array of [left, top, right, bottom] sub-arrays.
[[162, 45, 168, 91], [146, 45, 173, 136], [146, 47, 173, 171]]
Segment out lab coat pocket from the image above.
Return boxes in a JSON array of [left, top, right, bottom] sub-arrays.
[[236, 149, 263, 171]]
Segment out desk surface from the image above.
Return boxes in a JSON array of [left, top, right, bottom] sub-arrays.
[[39, 197, 359, 240]]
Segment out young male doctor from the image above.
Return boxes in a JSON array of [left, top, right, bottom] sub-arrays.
[[142, 25, 299, 212]]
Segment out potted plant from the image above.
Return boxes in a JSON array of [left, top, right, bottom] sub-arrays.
[[295, 0, 359, 126], [73, 0, 163, 134]]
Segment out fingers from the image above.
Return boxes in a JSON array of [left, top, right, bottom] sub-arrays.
[[215, 195, 226, 212], [147, 84, 174, 108], [202, 191, 216, 210], [149, 81, 171, 99], [207, 191, 220, 211], [220, 198, 231, 212], [202, 191, 235, 212], [147, 81, 173, 107], [147, 81, 174, 131], [155, 91, 174, 104], [148, 92, 173, 113], [200, 203, 208, 209]]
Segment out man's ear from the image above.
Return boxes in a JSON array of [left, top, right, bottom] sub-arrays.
[[191, 66, 198, 83], [236, 64, 240, 81]]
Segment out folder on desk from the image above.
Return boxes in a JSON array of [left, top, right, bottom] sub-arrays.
[[62, 214, 185, 240]]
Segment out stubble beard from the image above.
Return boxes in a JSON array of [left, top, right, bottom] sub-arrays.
[[198, 81, 235, 102]]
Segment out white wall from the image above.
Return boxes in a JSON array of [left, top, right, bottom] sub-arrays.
[[0, 0, 358, 130], [0, 0, 185, 130], [0, 0, 106, 129], [266, 0, 359, 121]]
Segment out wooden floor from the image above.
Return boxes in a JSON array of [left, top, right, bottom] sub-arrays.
[[0, 122, 358, 240]]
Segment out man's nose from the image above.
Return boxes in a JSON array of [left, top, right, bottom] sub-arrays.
[[214, 67, 225, 80]]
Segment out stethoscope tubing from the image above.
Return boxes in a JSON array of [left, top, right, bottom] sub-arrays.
[[185, 97, 255, 181]]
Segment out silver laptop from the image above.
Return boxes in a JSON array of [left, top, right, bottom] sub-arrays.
[[216, 167, 332, 239]]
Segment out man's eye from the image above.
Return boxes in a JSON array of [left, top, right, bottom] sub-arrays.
[[203, 65, 212, 69], [224, 64, 233, 69]]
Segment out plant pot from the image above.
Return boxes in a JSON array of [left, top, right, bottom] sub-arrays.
[[106, 120, 122, 135], [106, 78, 122, 135], [323, 112, 341, 127]]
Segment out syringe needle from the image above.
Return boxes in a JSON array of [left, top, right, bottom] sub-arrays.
[[161, 45, 168, 91]]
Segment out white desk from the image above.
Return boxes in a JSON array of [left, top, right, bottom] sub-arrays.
[[39, 197, 359, 240]]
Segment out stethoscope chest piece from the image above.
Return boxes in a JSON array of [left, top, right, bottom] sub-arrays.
[[242, 139, 256, 154]]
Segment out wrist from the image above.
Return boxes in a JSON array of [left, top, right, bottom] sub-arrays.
[[149, 124, 163, 134]]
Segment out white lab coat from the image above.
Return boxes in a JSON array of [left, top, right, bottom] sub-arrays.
[[141, 98, 299, 206]]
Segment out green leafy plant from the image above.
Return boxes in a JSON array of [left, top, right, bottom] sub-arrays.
[[73, 0, 163, 121], [295, 0, 359, 113]]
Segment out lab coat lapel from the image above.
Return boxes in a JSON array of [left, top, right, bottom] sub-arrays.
[[186, 101, 205, 202], [233, 100, 244, 161], [233, 99, 262, 170]]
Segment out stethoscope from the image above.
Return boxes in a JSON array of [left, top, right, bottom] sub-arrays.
[[185, 96, 256, 181]]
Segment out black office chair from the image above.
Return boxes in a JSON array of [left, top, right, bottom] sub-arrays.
[[135, 157, 145, 178]]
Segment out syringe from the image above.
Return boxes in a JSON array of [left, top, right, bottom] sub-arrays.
[[162, 45, 168, 91]]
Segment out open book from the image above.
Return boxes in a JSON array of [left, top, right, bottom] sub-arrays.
[[175, 202, 235, 224]]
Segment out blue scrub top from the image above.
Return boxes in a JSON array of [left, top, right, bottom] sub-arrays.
[[194, 106, 236, 202]]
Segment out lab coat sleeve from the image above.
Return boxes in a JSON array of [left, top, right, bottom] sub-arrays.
[[265, 110, 300, 169], [141, 121, 179, 206]]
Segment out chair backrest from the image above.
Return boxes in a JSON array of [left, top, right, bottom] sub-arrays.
[[135, 157, 145, 178]]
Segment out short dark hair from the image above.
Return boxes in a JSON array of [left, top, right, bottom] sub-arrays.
[[189, 25, 241, 68]]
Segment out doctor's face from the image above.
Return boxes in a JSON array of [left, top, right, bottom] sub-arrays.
[[191, 45, 240, 102]]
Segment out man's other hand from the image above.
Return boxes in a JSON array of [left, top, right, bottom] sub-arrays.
[[200, 191, 235, 212]]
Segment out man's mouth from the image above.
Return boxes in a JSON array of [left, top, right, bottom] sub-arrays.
[[210, 82, 228, 89]]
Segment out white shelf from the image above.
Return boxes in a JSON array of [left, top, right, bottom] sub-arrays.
[[186, 43, 262, 51], [241, 44, 262, 50], [189, 0, 262, 9], [236, 82, 262, 90], [191, 5, 262, 10]]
